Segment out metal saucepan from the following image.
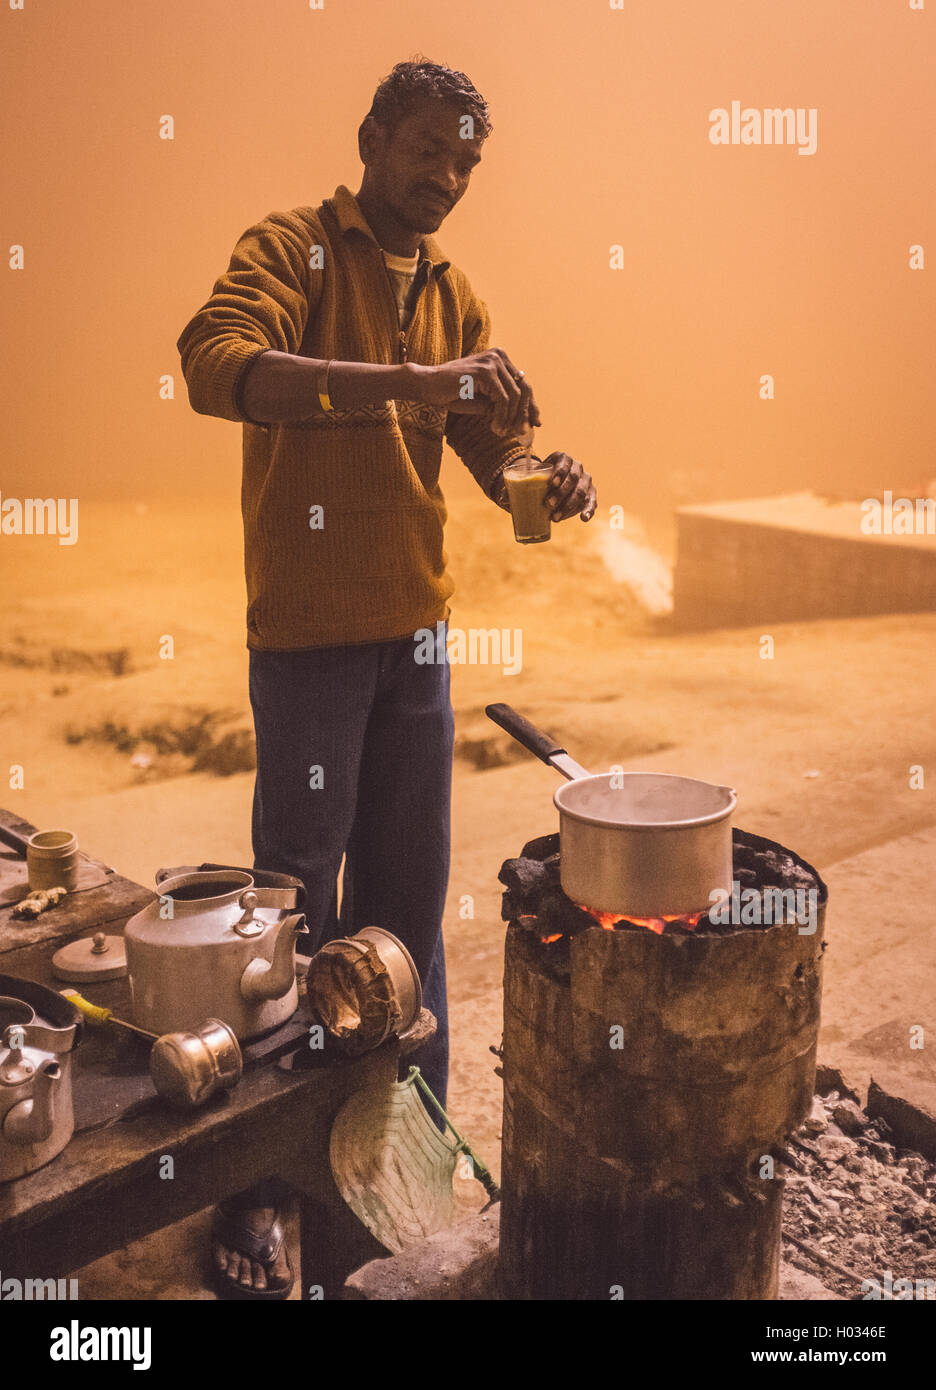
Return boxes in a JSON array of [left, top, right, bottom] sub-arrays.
[[485, 704, 737, 918]]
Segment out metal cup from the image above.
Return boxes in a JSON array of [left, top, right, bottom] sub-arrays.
[[27, 829, 79, 893], [149, 1018, 242, 1110]]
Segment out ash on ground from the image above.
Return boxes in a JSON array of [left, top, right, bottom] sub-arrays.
[[781, 1091, 936, 1300]]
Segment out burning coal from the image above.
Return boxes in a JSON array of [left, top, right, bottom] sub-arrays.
[[574, 903, 708, 938]]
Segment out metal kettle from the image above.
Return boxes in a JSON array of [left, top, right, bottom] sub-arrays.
[[0, 978, 81, 1183], [124, 869, 307, 1042]]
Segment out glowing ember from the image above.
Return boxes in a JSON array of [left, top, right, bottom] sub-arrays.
[[575, 904, 708, 936], [533, 905, 707, 944]]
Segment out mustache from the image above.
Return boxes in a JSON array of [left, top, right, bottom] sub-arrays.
[[416, 188, 453, 208]]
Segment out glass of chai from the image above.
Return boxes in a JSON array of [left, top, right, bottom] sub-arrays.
[[504, 438, 554, 544]]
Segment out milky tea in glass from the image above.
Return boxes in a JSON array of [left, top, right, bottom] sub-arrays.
[[504, 462, 554, 544]]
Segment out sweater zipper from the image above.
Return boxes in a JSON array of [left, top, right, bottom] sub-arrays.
[[402, 263, 431, 361], [379, 251, 429, 366], [378, 252, 406, 363]]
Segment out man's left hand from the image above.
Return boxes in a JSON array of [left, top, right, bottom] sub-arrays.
[[543, 452, 597, 522]]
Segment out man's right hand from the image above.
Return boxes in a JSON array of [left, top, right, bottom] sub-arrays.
[[407, 349, 542, 436]]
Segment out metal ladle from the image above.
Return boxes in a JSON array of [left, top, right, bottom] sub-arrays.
[[60, 990, 242, 1110]]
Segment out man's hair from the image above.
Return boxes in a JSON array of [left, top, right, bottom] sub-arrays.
[[365, 58, 492, 139]]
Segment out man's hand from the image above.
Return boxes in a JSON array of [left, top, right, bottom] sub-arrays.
[[408, 349, 542, 437], [542, 452, 597, 522]]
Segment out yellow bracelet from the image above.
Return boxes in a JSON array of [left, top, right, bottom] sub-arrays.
[[318, 359, 334, 413]]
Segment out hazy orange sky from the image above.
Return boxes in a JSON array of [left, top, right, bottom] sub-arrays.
[[2, 0, 934, 518]]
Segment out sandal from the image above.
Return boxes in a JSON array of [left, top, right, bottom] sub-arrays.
[[210, 1201, 295, 1301]]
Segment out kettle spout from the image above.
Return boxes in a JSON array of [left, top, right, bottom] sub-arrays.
[[3, 1059, 60, 1146], [240, 913, 305, 1003]]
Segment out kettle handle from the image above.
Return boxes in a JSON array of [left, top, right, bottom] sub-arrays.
[[248, 887, 304, 911], [153, 864, 306, 910], [203, 865, 305, 910]]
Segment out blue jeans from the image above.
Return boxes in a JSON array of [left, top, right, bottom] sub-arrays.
[[248, 626, 452, 1111]]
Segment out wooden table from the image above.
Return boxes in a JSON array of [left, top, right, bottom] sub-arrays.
[[0, 810, 393, 1299]]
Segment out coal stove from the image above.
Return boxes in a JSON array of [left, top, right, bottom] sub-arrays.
[[496, 828, 828, 1300]]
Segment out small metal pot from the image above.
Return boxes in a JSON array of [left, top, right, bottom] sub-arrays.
[[486, 704, 737, 918], [149, 1018, 242, 1110], [61, 987, 242, 1112]]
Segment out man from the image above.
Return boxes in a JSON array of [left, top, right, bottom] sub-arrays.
[[177, 58, 596, 1298]]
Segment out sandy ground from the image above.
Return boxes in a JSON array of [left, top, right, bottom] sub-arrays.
[[1, 481, 933, 1297]]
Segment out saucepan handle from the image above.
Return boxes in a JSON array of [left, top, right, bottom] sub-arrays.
[[485, 704, 593, 782], [485, 704, 569, 765]]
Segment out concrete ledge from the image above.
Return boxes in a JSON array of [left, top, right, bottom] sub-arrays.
[[673, 494, 936, 628]]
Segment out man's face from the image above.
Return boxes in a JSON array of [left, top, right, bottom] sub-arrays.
[[364, 100, 485, 234]]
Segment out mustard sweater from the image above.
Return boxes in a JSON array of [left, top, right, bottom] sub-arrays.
[[177, 184, 532, 649]]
